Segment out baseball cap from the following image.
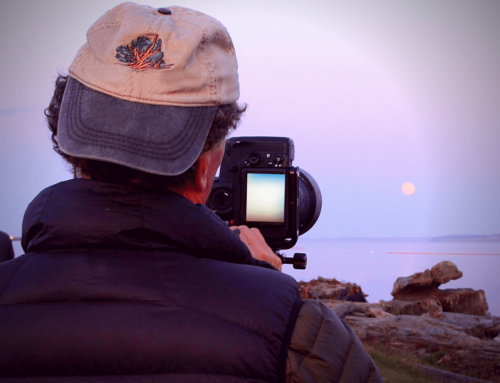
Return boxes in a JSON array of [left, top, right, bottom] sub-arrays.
[[58, 3, 239, 176]]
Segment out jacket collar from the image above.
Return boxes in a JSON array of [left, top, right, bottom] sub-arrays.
[[22, 179, 258, 266]]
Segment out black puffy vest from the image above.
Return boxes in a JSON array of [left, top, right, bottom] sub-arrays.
[[0, 179, 303, 381]]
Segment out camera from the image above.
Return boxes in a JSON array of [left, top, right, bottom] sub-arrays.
[[207, 137, 322, 268]]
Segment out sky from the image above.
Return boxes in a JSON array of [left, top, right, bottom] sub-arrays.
[[1, 0, 499, 244]]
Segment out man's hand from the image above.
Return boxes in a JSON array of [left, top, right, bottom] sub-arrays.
[[231, 225, 282, 271]]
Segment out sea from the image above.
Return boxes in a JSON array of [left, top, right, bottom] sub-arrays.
[[282, 238, 500, 316], [12, 238, 500, 316]]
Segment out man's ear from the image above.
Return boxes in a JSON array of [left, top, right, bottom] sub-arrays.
[[194, 152, 210, 194], [189, 142, 225, 204]]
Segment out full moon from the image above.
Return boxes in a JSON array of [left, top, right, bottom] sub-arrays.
[[402, 182, 415, 195]]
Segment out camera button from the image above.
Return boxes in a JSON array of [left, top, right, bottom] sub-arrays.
[[248, 153, 260, 165]]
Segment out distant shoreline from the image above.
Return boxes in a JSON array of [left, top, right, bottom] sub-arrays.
[[300, 234, 500, 243], [429, 234, 500, 243]]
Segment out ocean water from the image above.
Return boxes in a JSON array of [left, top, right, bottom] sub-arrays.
[[282, 238, 500, 316], [12, 239, 500, 316]]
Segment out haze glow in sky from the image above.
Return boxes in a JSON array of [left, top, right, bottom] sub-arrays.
[[1, 0, 499, 240]]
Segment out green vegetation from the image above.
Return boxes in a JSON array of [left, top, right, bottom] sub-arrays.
[[366, 344, 438, 383], [421, 350, 447, 366], [365, 343, 500, 382]]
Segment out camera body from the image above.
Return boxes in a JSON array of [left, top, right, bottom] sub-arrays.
[[208, 137, 321, 251]]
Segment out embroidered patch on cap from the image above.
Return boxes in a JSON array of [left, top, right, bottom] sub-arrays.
[[115, 35, 173, 70]]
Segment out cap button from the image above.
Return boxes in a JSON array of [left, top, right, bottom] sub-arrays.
[[158, 7, 172, 15]]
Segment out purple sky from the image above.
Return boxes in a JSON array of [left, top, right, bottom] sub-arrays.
[[1, 0, 499, 242]]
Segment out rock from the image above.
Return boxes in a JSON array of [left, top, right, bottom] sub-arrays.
[[439, 288, 489, 316], [322, 300, 500, 379], [297, 277, 365, 301], [431, 261, 463, 284], [381, 288, 489, 317], [321, 301, 395, 320], [346, 291, 367, 303], [423, 299, 444, 320], [328, 302, 356, 319], [346, 314, 492, 350], [392, 268, 435, 296], [345, 314, 500, 380], [392, 261, 462, 297], [385, 261, 489, 316], [366, 307, 394, 319], [301, 262, 497, 380], [440, 312, 500, 339]]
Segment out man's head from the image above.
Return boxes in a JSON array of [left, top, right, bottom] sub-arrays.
[[46, 3, 246, 201]]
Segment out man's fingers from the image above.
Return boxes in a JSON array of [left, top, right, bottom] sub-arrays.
[[230, 225, 282, 271], [233, 226, 262, 250]]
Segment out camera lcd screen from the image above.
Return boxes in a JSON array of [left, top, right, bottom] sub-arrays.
[[246, 173, 285, 223]]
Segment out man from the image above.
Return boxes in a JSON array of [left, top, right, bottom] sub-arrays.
[[0, 4, 382, 381]]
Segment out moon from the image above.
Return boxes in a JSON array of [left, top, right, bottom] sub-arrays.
[[401, 182, 415, 195]]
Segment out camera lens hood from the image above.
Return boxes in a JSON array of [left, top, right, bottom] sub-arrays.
[[298, 168, 322, 235]]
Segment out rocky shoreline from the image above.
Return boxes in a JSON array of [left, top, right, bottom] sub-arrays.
[[299, 261, 500, 381]]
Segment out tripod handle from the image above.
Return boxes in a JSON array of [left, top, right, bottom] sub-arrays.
[[282, 253, 307, 270]]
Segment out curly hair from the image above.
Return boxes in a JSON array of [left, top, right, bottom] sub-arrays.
[[45, 74, 246, 190]]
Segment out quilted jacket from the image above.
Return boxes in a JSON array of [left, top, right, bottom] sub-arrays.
[[0, 179, 382, 382]]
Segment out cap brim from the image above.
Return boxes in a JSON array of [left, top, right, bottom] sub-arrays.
[[58, 78, 217, 176]]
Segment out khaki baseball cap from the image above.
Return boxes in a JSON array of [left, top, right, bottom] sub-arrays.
[[58, 3, 240, 176]]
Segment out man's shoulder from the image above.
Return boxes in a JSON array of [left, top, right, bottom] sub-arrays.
[[158, 252, 301, 309], [286, 299, 383, 383], [0, 254, 29, 296], [0, 248, 302, 322], [178, 253, 300, 295]]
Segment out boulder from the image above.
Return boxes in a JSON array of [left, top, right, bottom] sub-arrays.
[[391, 260, 462, 297], [345, 314, 500, 380], [297, 277, 365, 301], [423, 299, 444, 320], [317, 300, 500, 380], [440, 312, 500, 339], [439, 288, 489, 316], [382, 288, 489, 317], [385, 261, 488, 316], [299, 262, 498, 380], [320, 301, 394, 320], [431, 260, 463, 284], [391, 269, 435, 296]]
